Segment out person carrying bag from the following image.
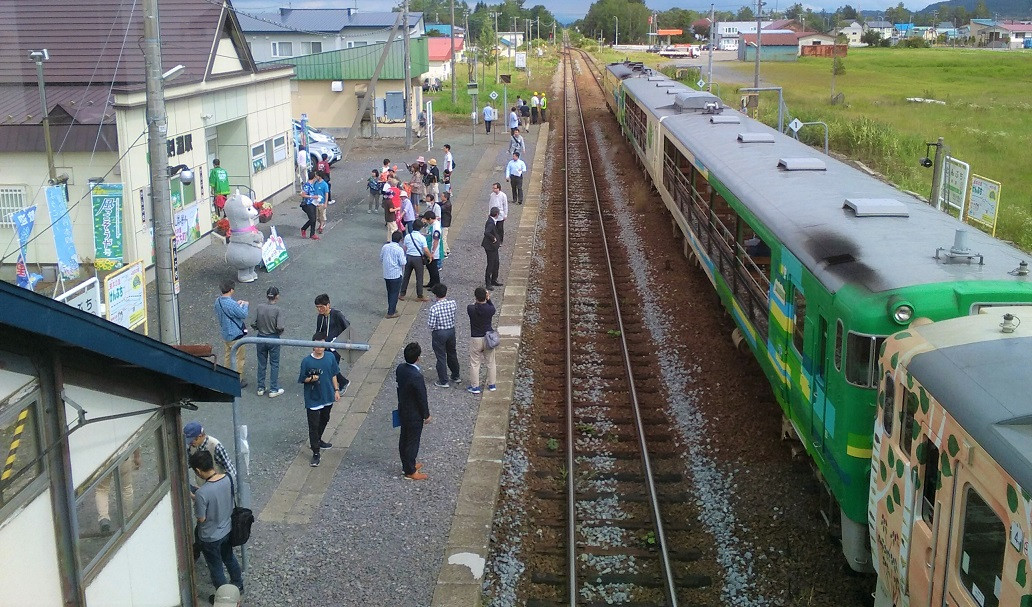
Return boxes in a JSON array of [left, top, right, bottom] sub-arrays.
[[466, 286, 498, 394]]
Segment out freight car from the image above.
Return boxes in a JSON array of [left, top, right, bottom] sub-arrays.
[[600, 59, 1032, 572], [872, 310, 1032, 607]]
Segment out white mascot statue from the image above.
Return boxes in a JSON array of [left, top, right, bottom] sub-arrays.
[[223, 190, 264, 283]]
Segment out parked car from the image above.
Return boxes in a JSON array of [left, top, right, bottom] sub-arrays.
[[292, 122, 341, 165]]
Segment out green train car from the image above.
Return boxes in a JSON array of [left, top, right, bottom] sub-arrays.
[[603, 61, 1032, 571]]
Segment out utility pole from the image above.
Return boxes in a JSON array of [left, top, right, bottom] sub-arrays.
[[754, 0, 763, 88], [526, 18, 532, 85], [491, 12, 500, 83], [707, 5, 714, 92], [450, 0, 456, 103], [143, 0, 180, 344], [404, 0, 413, 147], [928, 137, 946, 208], [29, 50, 57, 182], [615, 16, 619, 46]]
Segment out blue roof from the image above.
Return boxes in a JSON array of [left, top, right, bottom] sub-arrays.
[[894, 23, 913, 31], [971, 18, 996, 25], [237, 9, 423, 34], [0, 280, 240, 401], [425, 23, 453, 36]]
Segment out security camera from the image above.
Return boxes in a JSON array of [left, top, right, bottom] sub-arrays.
[[920, 157, 933, 168]]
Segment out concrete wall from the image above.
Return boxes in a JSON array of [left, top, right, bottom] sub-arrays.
[[291, 78, 423, 132]]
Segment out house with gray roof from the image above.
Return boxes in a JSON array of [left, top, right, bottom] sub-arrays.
[[864, 20, 894, 39], [238, 8, 425, 63]]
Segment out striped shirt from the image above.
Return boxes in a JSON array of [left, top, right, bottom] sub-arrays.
[[427, 299, 457, 331]]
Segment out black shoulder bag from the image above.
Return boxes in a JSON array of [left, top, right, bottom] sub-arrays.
[[226, 474, 254, 547]]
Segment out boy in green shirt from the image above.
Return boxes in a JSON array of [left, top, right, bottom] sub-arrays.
[[210, 158, 231, 216]]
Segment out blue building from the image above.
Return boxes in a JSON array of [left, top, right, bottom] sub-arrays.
[[0, 280, 238, 605]]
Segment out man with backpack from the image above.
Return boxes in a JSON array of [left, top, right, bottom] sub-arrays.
[[519, 101, 531, 131], [191, 449, 243, 600], [424, 158, 441, 199], [314, 294, 351, 394], [508, 128, 526, 157]]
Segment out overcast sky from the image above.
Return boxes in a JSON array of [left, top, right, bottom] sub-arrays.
[[234, 0, 929, 24]]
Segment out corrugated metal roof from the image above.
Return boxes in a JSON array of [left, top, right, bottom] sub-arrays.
[[740, 32, 805, 46], [427, 37, 461, 61], [237, 9, 423, 33], [0, 0, 256, 87], [0, 280, 239, 401], [265, 37, 429, 81]]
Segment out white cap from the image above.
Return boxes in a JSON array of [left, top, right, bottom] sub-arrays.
[[213, 584, 240, 607], [399, 189, 409, 197]]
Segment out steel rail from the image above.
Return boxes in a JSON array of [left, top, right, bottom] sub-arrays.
[[561, 38, 578, 606], [563, 44, 681, 606]]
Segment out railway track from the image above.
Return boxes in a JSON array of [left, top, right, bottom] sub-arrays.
[[514, 44, 715, 607]]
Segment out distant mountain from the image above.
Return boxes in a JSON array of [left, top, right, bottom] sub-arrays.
[[917, 0, 1031, 16]]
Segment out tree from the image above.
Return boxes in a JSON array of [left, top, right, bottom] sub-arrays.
[[839, 4, 858, 20], [972, 0, 991, 18], [884, 2, 909, 24], [860, 29, 883, 45], [785, 3, 804, 20], [735, 5, 755, 21]]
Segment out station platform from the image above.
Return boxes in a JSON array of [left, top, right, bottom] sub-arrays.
[[170, 121, 548, 605]]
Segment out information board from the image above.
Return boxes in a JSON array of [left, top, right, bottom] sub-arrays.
[[104, 259, 147, 331], [91, 183, 124, 271], [515, 52, 527, 69], [56, 277, 103, 317], [261, 226, 288, 272], [938, 156, 969, 218], [967, 174, 1002, 236]]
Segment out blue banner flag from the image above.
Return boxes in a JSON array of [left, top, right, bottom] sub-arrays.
[[11, 206, 42, 290], [45, 185, 80, 280]]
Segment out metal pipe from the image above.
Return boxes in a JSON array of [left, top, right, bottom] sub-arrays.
[[403, 0, 412, 147], [740, 86, 784, 132], [707, 6, 714, 93], [450, 0, 456, 104], [792, 121, 830, 155], [30, 53, 58, 182]]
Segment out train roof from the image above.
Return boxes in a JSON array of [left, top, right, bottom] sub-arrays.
[[617, 67, 1032, 295], [906, 311, 1032, 492]]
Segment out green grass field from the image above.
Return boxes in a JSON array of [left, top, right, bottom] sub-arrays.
[[717, 47, 1032, 249], [422, 49, 559, 118]]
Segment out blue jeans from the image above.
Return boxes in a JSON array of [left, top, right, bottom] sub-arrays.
[[199, 532, 243, 591], [385, 277, 402, 314], [431, 327, 460, 383], [256, 335, 281, 391]]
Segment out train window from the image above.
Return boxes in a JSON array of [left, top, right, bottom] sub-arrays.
[[958, 487, 1005, 607], [881, 373, 894, 436], [792, 290, 807, 353], [834, 321, 843, 371], [815, 317, 828, 377], [845, 332, 887, 387], [920, 440, 940, 525], [900, 390, 918, 454]]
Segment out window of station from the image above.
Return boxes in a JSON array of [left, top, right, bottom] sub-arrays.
[[0, 393, 45, 517], [845, 332, 887, 388], [76, 422, 168, 576], [957, 487, 1005, 607], [920, 439, 939, 525]]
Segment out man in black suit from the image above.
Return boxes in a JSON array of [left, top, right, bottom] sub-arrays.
[[396, 342, 431, 480], [482, 207, 502, 290]]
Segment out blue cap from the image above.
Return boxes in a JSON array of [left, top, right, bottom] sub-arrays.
[[183, 421, 203, 441]]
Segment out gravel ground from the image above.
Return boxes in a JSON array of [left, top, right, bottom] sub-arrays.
[[163, 122, 537, 605]]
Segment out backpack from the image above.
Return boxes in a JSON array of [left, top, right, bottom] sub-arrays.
[[520, 104, 530, 117], [368, 177, 381, 194]]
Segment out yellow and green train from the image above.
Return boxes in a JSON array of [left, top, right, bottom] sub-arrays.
[[602, 60, 1032, 572]]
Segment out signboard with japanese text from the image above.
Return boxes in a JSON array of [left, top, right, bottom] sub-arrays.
[[967, 174, 1002, 236], [104, 259, 147, 331], [174, 202, 202, 249], [56, 277, 102, 316], [91, 183, 124, 270], [938, 156, 969, 219], [515, 52, 527, 69], [11, 205, 42, 290], [45, 185, 80, 279], [262, 226, 288, 272]]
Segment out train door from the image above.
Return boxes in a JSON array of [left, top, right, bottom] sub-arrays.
[[939, 464, 1008, 607], [809, 315, 829, 450], [907, 435, 943, 606]]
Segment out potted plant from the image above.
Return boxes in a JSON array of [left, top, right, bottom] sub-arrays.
[[214, 217, 231, 239], [254, 201, 273, 223]]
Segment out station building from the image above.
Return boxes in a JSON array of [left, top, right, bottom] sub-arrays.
[[0, 280, 238, 605]]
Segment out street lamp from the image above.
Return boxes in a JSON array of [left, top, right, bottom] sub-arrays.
[[28, 49, 57, 183]]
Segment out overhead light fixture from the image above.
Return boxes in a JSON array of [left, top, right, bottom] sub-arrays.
[[162, 64, 186, 82]]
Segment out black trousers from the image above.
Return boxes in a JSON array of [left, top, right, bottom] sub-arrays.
[[496, 219, 505, 244], [306, 406, 332, 455], [300, 204, 317, 236], [531, 107, 539, 124], [425, 259, 441, 289], [399, 421, 424, 475], [431, 328, 460, 383], [330, 349, 349, 387], [510, 176, 524, 205], [484, 248, 500, 286], [485, 120, 492, 133], [401, 255, 425, 297]]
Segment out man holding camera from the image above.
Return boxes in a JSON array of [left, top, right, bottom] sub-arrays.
[[297, 332, 341, 467]]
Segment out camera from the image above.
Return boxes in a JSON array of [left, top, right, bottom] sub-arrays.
[[306, 368, 321, 378]]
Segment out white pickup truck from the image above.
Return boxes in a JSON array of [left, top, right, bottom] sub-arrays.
[[658, 46, 699, 58]]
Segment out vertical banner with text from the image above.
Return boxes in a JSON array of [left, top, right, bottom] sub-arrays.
[[91, 183, 124, 270], [45, 185, 80, 279], [11, 206, 42, 290]]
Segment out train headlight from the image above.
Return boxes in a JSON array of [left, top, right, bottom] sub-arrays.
[[892, 304, 914, 325]]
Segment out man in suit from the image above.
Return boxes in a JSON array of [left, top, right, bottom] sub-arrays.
[[482, 207, 502, 290], [396, 342, 431, 480]]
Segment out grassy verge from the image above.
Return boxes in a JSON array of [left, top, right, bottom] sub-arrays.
[[423, 48, 560, 118], [710, 47, 1032, 249]]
